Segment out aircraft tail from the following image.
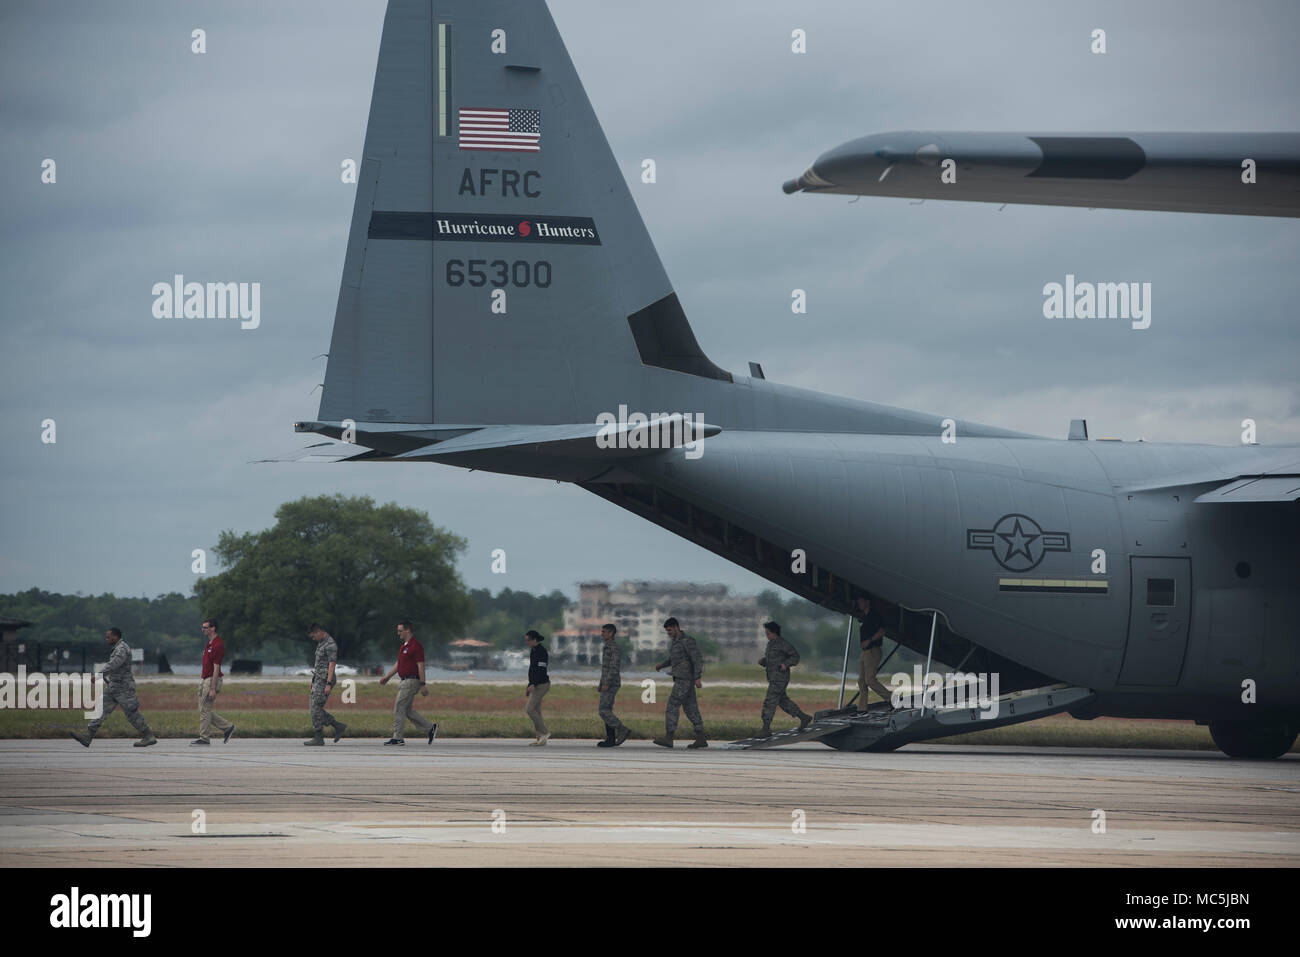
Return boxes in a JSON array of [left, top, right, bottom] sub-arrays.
[[319, 0, 729, 427]]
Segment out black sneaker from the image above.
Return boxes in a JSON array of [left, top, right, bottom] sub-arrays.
[[383, 738, 405, 746], [223, 724, 235, 743], [427, 724, 438, 745], [190, 738, 210, 746]]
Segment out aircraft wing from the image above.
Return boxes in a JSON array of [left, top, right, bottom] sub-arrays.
[[1193, 476, 1300, 503], [784, 132, 1300, 217], [1113, 447, 1300, 501]]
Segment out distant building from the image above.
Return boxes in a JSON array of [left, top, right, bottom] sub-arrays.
[[552, 581, 766, 664], [446, 638, 505, 671]]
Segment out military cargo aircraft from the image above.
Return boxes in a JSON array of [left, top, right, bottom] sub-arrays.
[[282, 0, 1299, 758]]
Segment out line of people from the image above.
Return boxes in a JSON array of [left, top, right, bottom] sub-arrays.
[[70, 600, 897, 748]]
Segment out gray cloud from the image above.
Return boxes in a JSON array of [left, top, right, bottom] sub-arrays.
[[2, 0, 1296, 601]]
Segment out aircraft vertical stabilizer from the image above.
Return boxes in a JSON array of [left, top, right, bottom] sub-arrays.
[[319, 0, 728, 428]]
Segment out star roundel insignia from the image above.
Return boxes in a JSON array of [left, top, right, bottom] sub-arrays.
[[966, 513, 1071, 572]]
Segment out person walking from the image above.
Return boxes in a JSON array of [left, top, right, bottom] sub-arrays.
[[596, 623, 631, 748], [70, 628, 156, 748], [304, 624, 346, 746], [524, 630, 550, 745], [755, 620, 813, 738], [191, 618, 235, 746], [652, 617, 706, 749], [379, 619, 437, 746]]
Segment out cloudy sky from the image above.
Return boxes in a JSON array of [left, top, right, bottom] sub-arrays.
[[2, 0, 1297, 604]]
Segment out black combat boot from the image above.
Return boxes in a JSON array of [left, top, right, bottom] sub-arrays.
[[596, 727, 616, 748], [686, 733, 708, 749], [333, 721, 347, 743], [613, 726, 631, 746], [755, 725, 772, 739], [799, 712, 813, 730], [70, 730, 93, 748], [304, 731, 325, 746], [652, 735, 674, 748]]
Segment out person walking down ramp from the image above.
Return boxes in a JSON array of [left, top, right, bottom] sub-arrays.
[[755, 621, 812, 738]]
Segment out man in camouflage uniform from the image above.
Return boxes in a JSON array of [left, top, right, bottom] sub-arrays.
[[652, 617, 707, 749], [596, 623, 631, 748], [71, 627, 156, 748], [755, 621, 813, 738], [305, 624, 346, 746]]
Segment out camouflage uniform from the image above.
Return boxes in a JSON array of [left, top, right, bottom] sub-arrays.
[[656, 632, 704, 736], [87, 640, 152, 737], [310, 635, 340, 732], [598, 639, 628, 733], [758, 635, 811, 727]]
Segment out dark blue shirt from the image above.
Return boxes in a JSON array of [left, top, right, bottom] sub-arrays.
[[528, 644, 550, 685]]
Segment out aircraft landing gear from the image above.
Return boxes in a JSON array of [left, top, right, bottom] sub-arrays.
[[1208, 719, 1298, 760]]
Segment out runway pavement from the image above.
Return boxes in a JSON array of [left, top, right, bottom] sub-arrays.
[[1, 738, 1296, 866]]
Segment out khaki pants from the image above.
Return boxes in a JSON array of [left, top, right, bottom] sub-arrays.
[[393, 677, 433, 740], [198, 676, 233, 740], [858, 645, 892, 708], [525, 682, 550, 735]]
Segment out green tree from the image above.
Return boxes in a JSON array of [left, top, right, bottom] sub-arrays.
[[693, 632, 722, 661], [193, 494, 472, 661], [466, 586, 567, 646]]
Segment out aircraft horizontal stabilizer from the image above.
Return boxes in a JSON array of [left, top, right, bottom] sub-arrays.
[[392, 419, 721, 461], [284, 419, 721, 464], [249, 442, 379, 465]]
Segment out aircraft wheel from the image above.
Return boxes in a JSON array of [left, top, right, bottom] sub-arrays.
[[1208, 719, 1298, 760]]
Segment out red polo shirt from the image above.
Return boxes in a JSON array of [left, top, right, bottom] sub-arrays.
[[201, 636, 225, 678], [396, 638, 424, 679]]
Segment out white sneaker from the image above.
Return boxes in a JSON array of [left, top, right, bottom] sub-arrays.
[[528, 737, 543, 746], [537, 733, 550, 746]]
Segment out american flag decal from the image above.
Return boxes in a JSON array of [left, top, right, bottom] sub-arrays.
[[459, 107, 541, 152]]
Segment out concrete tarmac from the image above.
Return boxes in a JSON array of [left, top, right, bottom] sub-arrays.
[[1, 739, 1296, 866]]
